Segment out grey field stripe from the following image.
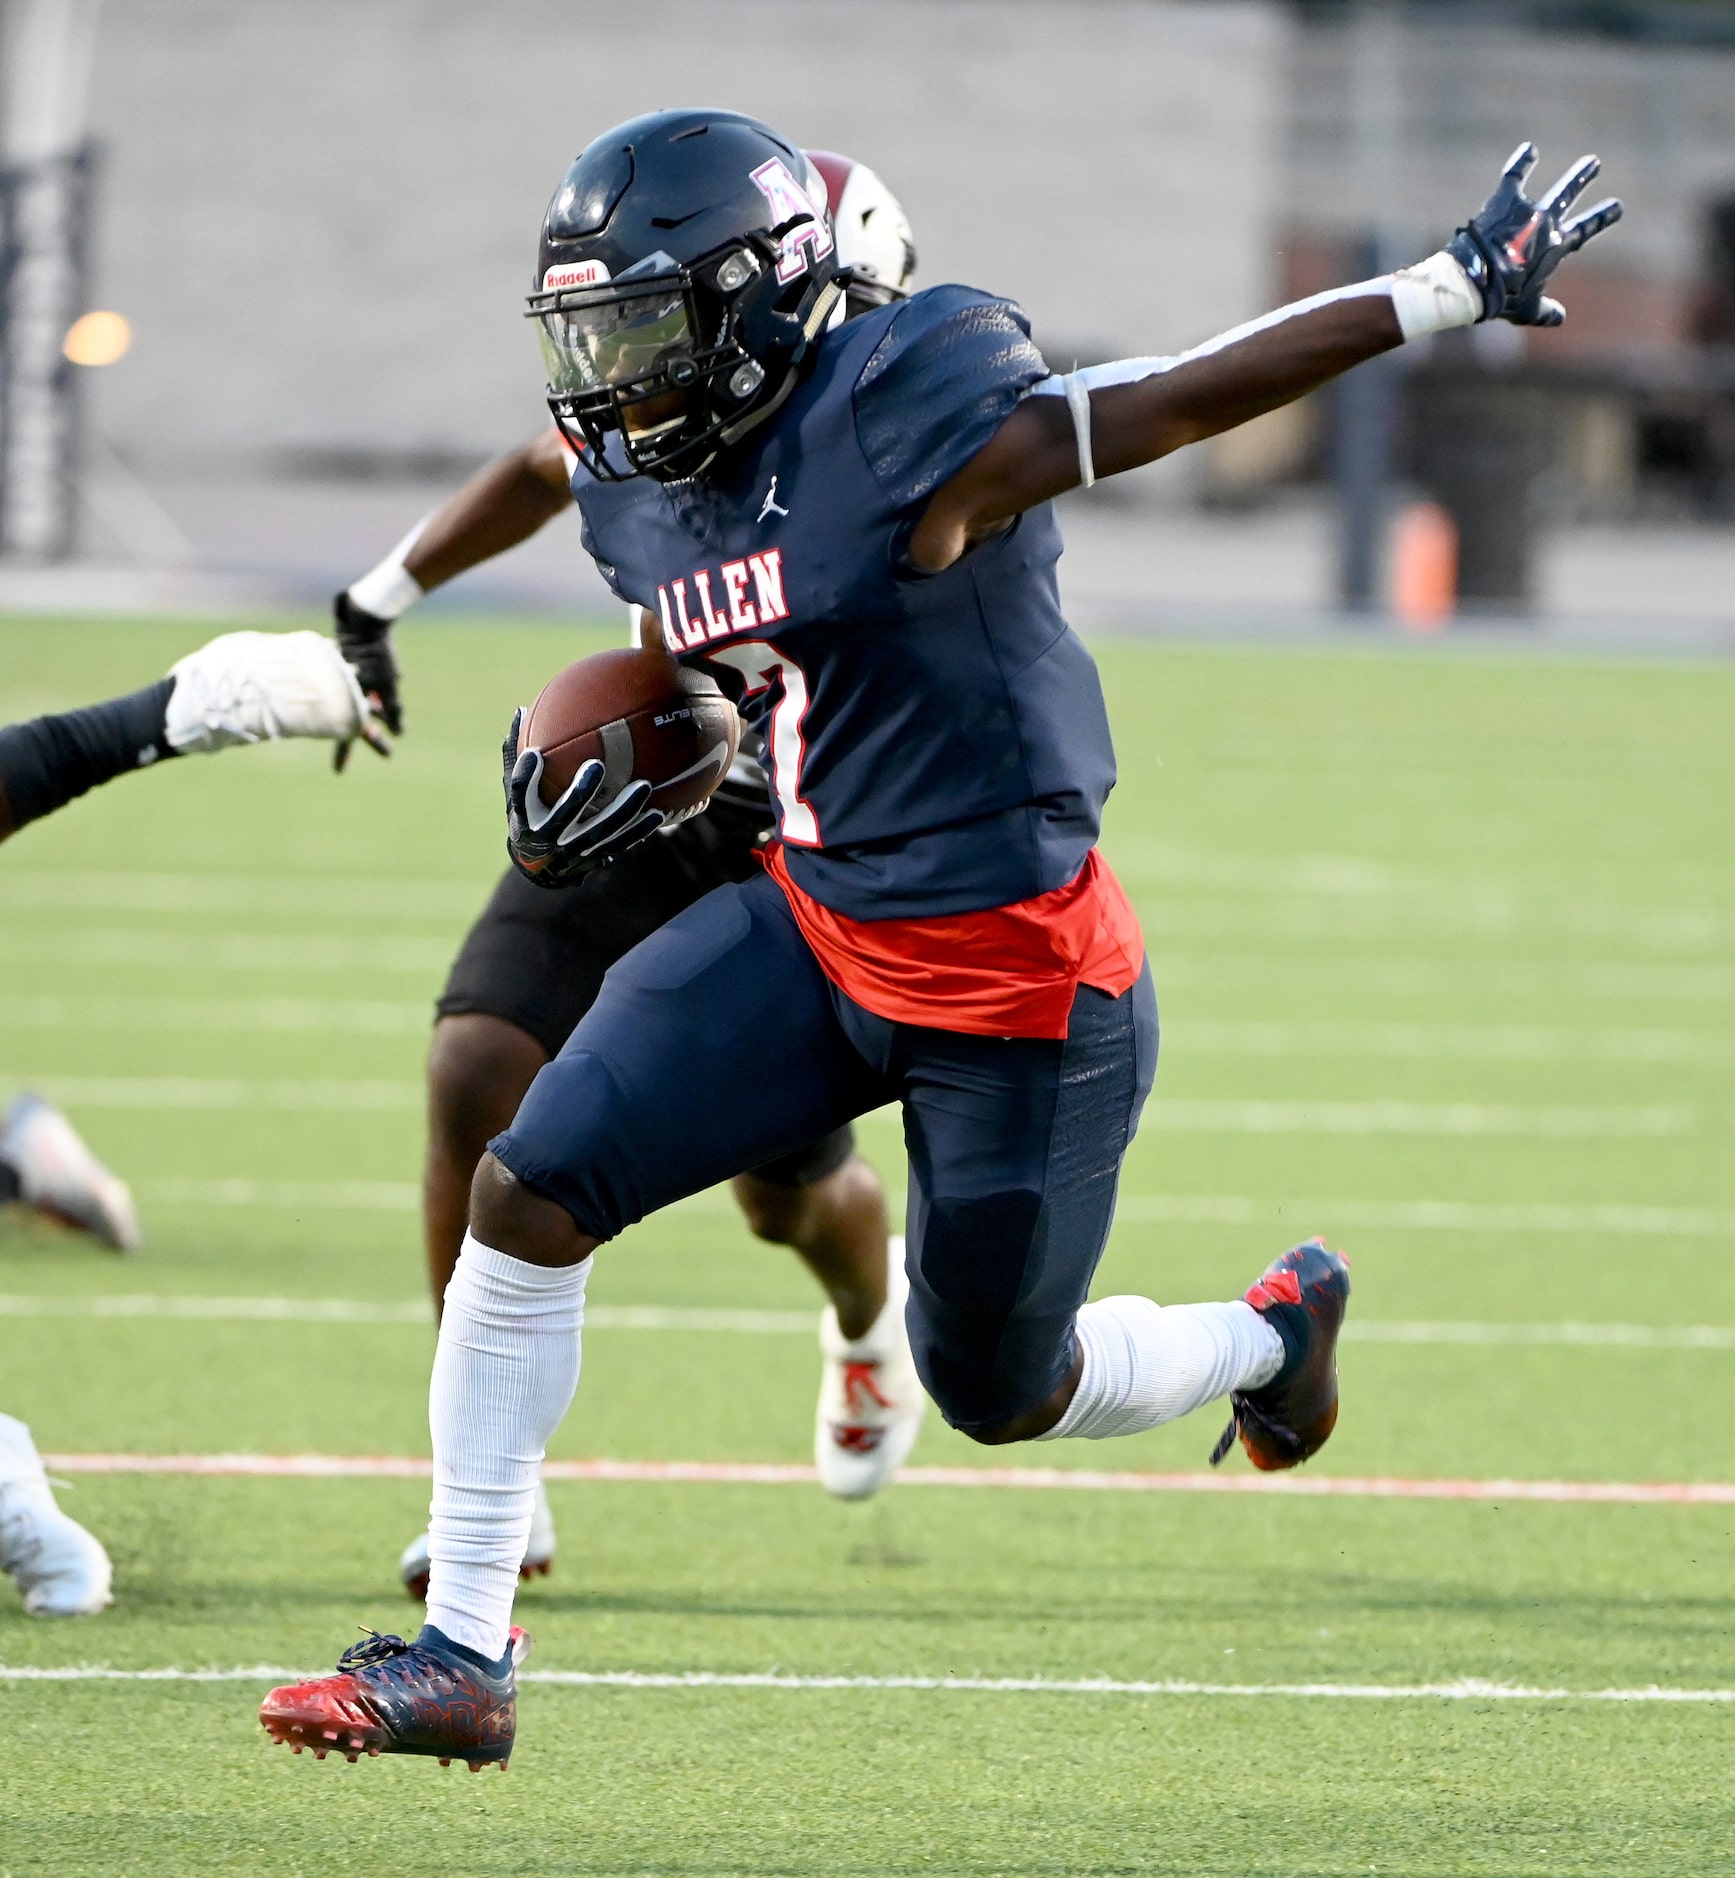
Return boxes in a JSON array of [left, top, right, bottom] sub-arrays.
[[140, 1178, 421, 1209], [0, 995, 431, 1035], [5, 998, 1732, 1063], [0, 1664, 1730, 1701], [0, 1081, 1699, 1133], [0, 932, 453, 974], [0, 1078, 423, 1111], [117, 1180, 1735, 1239], [1112, 1194, 1735, 1235], [0, 1294, 811, 1333], [1, 1294, 1730, 1348], [8, 936, 1735, 999], [1146, 956, 1735, 1003], [0, 871, 481, 917], [10, 860, 1735, 955], [131, 1179, 742, 1213], [1143, 1099, 1693, 1137], [1174, 1018, 1735, 1066]]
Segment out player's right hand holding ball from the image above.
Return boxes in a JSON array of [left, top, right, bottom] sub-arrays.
[[501, 646, 737, 888], [502, 707, 663, 890]]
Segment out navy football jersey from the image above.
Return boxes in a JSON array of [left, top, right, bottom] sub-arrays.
[[572, 285, 1117, 921]]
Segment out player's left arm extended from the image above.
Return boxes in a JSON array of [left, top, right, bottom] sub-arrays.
[[909, 143, 1621, 575]]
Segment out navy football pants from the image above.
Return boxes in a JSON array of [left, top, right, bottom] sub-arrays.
[[491, 869, 1158, 1433]]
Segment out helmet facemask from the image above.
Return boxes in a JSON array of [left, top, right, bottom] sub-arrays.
[[529, 228, 841, 484]]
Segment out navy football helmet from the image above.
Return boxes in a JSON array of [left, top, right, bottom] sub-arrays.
[[528, 109, 845, 483]]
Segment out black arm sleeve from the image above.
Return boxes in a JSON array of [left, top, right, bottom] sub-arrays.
[[0, 677, 178, 841]]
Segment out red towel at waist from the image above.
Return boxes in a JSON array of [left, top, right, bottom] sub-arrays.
[[762, 843, 1144, 1040]]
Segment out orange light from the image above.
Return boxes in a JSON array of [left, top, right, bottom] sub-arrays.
[[62, 310, 132, 367]]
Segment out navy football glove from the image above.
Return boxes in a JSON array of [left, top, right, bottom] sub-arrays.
[[1447, 143, 1622, 329], [331, 591, 402, 771], [502, 706, 664, 890]]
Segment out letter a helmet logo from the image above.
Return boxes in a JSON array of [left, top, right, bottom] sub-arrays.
[[749, 157, 834, 284]]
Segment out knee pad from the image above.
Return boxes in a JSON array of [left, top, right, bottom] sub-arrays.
[[906, 1190, 1072, 1434]]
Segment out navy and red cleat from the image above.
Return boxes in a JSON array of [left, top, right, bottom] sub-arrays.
[[260, 1624, 530, 1771], [1210, 1238, 1351, 1472]]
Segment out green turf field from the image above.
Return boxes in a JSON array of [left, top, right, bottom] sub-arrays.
[[2, 616, 1732, 1875]]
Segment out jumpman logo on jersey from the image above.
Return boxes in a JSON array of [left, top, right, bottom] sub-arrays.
[[757, 477, 789, 524]]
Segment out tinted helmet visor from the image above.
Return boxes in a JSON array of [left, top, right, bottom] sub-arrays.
[[535, 285, 695, 396]]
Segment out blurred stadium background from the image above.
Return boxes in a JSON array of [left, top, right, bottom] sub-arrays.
[[2, 0, 1734, 639]]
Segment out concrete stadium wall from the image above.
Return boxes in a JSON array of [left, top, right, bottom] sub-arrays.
[[80, 0, 1287, 476], [1283, 12, 1735, 352]]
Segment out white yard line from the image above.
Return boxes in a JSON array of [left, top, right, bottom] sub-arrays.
[[36, 1453, 1735, 1504], [0, 1663, 1729, 1702], [5, 1292, 1734, 1347]]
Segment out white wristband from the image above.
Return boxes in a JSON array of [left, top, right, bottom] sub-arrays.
[[346, 516, 428, 621], [1388, 251, 1482, 342]]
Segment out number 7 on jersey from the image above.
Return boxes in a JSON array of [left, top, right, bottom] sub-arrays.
[[705, 641, 820, 846]]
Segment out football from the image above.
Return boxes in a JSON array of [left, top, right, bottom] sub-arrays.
[[519, 645, 740, 822]]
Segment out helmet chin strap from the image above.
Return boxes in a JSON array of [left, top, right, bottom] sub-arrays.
[[716, 277, 845, 452]]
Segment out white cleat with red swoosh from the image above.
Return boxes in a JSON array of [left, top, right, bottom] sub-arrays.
[[814, 1238, 926, 1501]]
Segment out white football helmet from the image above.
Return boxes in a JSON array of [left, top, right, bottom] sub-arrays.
[[805, 150, 917, 316]]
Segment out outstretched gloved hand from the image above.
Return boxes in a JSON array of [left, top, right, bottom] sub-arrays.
[[164, 630, 389, 757], [1447, 142, 1622, 328], [331, 591, 402, 771]]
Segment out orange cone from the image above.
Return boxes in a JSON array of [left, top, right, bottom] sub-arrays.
[[1391, 501, 1457, 631]]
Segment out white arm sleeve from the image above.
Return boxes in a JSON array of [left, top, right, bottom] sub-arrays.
[[346, 515, 429, 620], [1029, 254, 1479, 487]]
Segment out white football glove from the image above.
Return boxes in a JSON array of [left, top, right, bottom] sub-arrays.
[[163, 630, 390, 757]]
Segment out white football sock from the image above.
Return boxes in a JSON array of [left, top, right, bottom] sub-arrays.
[[1037, 1296, 1283, 1442], [424, 1232, 589, 1660]]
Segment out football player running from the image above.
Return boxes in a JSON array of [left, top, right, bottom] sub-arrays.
[[330, 153, 926, 1602], [262, 124, 1619, 1769]]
